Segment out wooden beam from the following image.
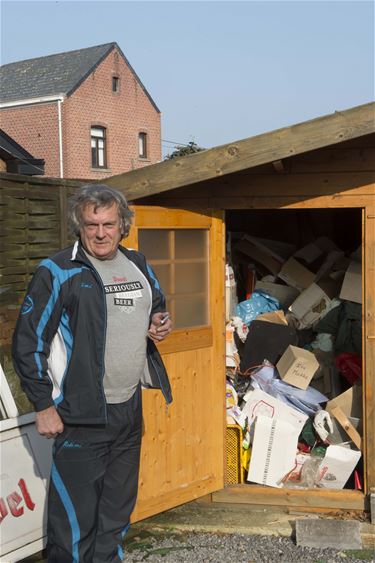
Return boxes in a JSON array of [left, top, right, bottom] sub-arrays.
[[212, 484, 366, 511], [272, 160, 285, 173], [106, 103, 375, 200]]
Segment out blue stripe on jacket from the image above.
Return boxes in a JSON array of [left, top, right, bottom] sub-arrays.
[[34, 260, 81, 380]]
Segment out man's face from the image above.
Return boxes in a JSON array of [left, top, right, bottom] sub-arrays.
[[80, 202, 123, 260]]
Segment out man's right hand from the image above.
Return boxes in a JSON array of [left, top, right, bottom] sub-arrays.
[[36, 406, 64, 439]]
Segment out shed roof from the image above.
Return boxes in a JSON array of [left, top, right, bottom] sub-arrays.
[[0, 42, 160, 112], [0, 129, 45, 175], [106, 102, 375, 201]]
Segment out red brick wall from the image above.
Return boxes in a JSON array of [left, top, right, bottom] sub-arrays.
[[0, 103, 61, 177], [63, 47, 161, 179], [0, 46, 161, 179]]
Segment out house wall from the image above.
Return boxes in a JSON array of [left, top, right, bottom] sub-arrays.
[[0, 46, 161, 180], [63, 47, 161, 179], [0, 103, 60, 177]]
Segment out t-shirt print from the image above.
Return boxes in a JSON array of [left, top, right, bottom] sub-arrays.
[[104, 278, 145, 313]]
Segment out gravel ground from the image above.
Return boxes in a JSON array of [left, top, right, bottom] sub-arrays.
[[124, 529, 375, 563]]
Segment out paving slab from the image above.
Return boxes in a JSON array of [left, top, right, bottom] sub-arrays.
[[296, 519, 362, 550]]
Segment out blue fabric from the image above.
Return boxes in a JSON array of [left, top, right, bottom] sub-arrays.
[[51, 462, 80, 562], [118, 523, 130, 560], [236, 290, 280, 326]]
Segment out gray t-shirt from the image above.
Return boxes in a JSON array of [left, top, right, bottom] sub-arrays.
[[85, 250, 152, 403]]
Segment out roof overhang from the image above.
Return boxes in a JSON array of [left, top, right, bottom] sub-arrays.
[[0, 94, 65, 108], [106, 102, 375, 201]]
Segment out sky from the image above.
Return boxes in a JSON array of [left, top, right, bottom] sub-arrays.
[[1, 0, 374, 157]]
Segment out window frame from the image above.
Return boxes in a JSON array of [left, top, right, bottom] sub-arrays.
[[138, 228, 210, 330], [112, 76, 120, 93], [138, 132, 148, 159], [91, 126, 107, 169]]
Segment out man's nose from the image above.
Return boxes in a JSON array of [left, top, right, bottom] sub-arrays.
[[96, 225, 106, 238]]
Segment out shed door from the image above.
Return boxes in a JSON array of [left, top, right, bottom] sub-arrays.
[[124, 206, 226, 522]]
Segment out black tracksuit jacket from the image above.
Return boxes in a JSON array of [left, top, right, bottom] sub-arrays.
[[12, 241, 172, 424]]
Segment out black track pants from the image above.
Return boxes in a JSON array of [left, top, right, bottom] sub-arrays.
[[47, 386, 142, 562]]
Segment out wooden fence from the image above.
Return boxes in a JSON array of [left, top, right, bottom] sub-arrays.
[[0, 172, 82, 415]]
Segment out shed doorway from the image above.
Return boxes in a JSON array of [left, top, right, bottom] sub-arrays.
[[221, 207, 365, 510]]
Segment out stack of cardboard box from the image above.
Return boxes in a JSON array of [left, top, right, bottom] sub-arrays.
[[225, 233, 362, 490]]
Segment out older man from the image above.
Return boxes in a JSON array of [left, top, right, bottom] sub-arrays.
[[12, 184, 172, 562]]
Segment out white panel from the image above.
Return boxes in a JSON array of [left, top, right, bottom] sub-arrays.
[[0, 425, 52, 558]]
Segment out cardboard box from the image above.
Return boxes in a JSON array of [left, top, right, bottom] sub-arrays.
[[243, 235, 295, 261], [255, 280, 300, 308], [317, 444, 361, 489], [339, 261, 362, 304], [241, 388, 308, 433], [256, 310, 288, 325], [276, 345, 319, 390], [326, 385, 362, 418], [278, 257, 315, 291], [294, 242, 323, 264], [247, 415, 300, 488], [288, 282, 335, 328], [236, 238, 283, 276]]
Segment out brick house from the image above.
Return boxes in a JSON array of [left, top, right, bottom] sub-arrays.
[[0, 42, 161, 179]]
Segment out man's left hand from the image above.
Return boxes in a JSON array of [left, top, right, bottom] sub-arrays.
[[148, 312, 172, 342]]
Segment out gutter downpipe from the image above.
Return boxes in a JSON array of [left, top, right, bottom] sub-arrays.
[[0, 95, 65, 178], [57, 99, 64, 178]]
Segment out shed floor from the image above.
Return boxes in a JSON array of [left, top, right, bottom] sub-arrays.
[[135, 500, 375, 550]]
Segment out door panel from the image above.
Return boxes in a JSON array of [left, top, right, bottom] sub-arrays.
[[123, 206, 225, 521]]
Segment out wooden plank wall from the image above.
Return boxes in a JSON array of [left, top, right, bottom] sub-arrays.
[[0, 174, 80, 414]]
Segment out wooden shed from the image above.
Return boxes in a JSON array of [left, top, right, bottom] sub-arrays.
[[104, 102, 375, 519]]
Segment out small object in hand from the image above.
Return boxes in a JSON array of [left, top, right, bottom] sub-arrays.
[[160, 314, 169, 325]]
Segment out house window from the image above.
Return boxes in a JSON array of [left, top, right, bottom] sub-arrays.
[[138, 132, 147, 159], [91, 126, 107, 168], [112, 76, 120, 92]]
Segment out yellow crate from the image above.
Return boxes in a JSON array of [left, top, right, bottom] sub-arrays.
[[226, 424, 246, 484]]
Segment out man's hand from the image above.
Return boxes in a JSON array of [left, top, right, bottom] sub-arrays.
[[36, 406, 64, 439], [148, 312, 172, 343]]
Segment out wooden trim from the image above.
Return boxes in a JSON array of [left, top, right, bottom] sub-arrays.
[[209, 195, 375, 209], [140, 193, 375, 210], [212, 485, 366, 511], [210, 210, 227, 489], [106, 103, 375, 200], [166, 176, 375, 199], [130, 205, 212, 227], [157, 326, 212, 355], [364, 205, 375, 491], [131, 475, 222, 522]]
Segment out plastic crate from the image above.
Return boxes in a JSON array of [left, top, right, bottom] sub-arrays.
[[226, 424, 245, 484]]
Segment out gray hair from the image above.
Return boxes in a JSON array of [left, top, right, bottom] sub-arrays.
[[68, 184, 134, 238]]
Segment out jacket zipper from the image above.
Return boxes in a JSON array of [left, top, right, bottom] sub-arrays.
[[73, 254, 108, 422]]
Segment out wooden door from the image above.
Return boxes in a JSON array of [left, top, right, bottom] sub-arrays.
[[123, 206, 226, 521]]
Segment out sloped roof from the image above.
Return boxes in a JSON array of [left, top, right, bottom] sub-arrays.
[[106, 102, 375, 200], [0, 42, 160, 111], [0, 129, 45, 175]]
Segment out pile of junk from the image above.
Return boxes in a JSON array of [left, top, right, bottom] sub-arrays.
[[225, 231, 363, 491]]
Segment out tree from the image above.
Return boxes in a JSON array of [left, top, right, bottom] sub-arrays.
[[165, 141, 204, 160]]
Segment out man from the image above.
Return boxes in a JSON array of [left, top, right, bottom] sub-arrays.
[[12, 184, 172, 562]]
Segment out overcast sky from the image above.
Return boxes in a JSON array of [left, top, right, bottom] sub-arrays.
[[1, 0, 374, 157]]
